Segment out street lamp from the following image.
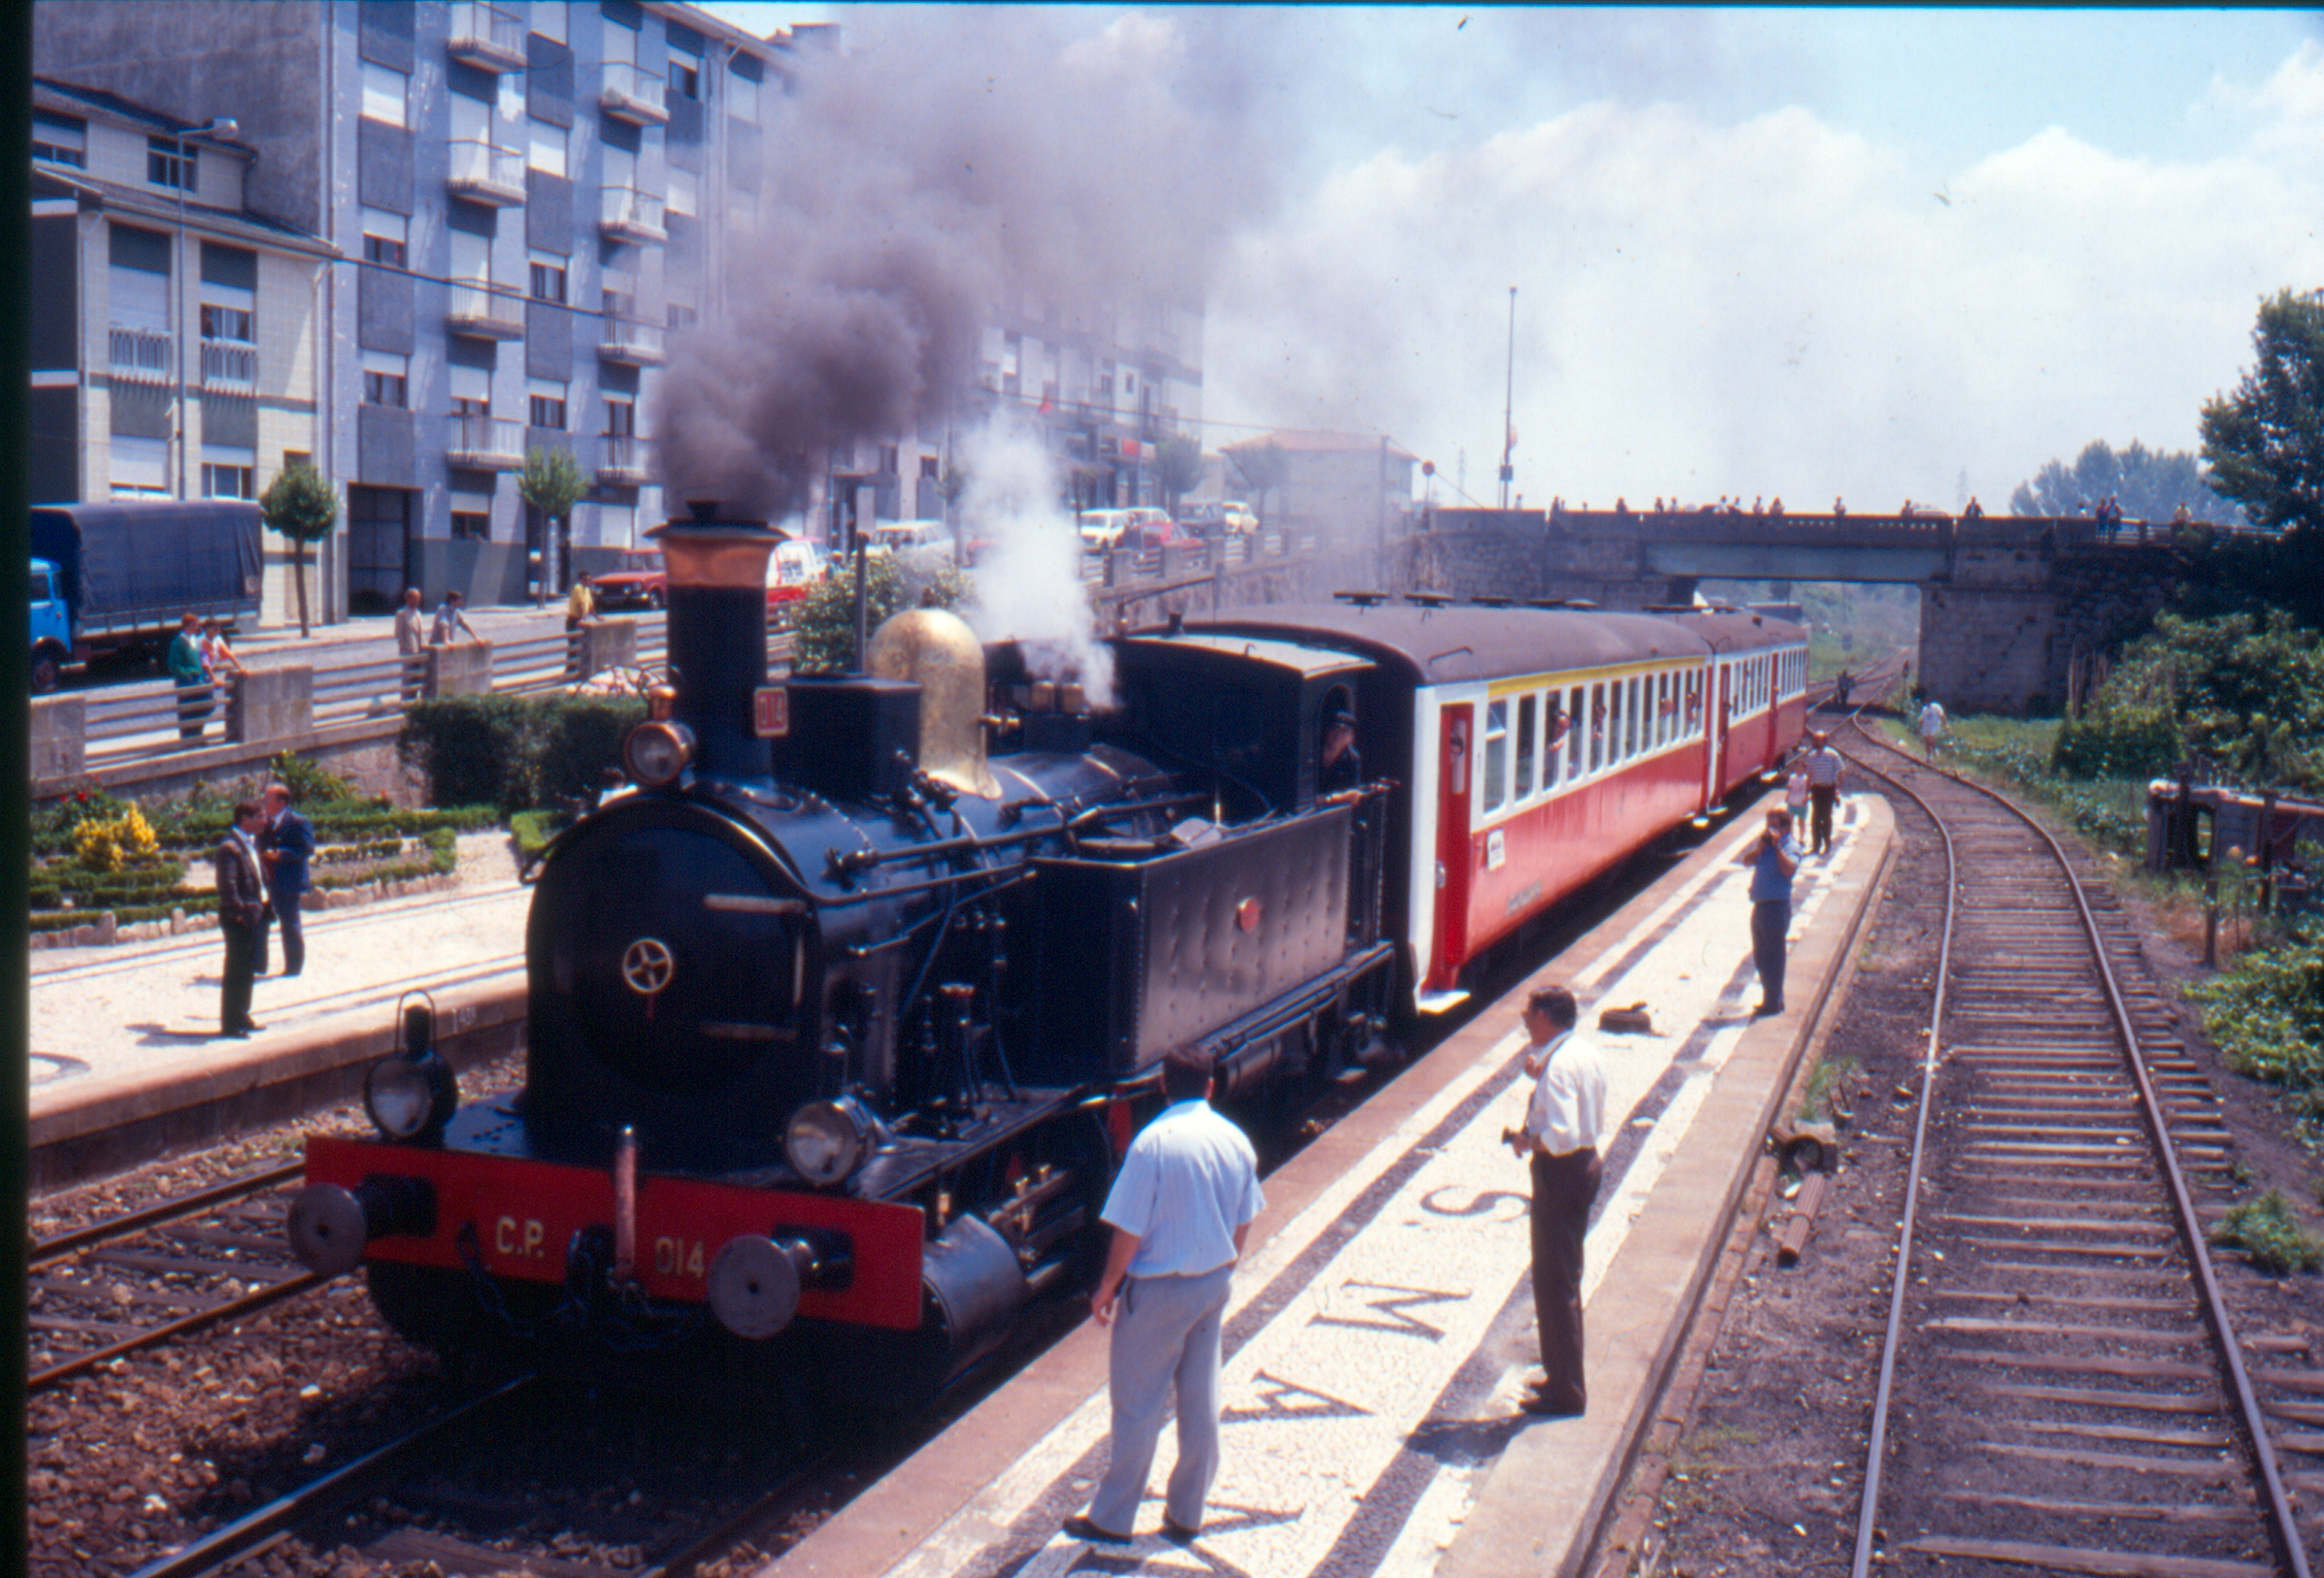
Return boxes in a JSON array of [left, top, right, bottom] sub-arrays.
[[175, 116, 239, 500]]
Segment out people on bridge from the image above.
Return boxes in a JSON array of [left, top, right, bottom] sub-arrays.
[[2172, 501, 2193, 527], [1769, 496, 1785, 516], [1833, 496, 1846, 516], [1962, 496, 1985, 519]]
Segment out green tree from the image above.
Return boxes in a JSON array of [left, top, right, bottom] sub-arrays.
[[2084, 609, 2324, 789], [1228, 442, 1289, 529], [2009, 439, 2238, 527], [259, 461, 340, 640], [2203, 289, 2324, 540], [520, 446, 589, 604], [1154, 437, 1204, 517], [790, 554, 972, 674]]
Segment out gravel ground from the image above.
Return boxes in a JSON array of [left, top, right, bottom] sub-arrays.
[[1602, 789, 2324, 1578]]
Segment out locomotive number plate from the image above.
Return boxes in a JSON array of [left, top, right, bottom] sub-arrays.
[[753, 686, 789, 738]]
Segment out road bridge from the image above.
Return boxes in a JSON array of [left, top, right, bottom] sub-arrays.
[[1409, 506, 2194, 715]]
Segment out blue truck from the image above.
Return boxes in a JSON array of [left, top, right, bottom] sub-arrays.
[[29, 499, 264, 692]]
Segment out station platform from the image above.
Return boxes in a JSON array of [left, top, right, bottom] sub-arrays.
[[27, 839, 534, 1193], [760, 792, 1895, 1578]]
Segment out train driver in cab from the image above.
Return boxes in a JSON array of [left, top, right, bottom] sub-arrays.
[[1320, 708, 1363, 796]]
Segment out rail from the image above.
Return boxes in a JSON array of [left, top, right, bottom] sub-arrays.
[[1842, 722, 2309, 1578]]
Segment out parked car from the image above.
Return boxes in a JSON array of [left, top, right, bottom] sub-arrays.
[[766, 538, 828, 626], [1126, 520, 1191, 552], [1077, 507, 1170, 551], [1178, 500, 1258, 537], [863, 520, 958, 571], [586, 549, 667, 610]]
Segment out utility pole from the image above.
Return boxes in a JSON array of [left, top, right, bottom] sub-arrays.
[[1498, 286, 1516, 510]]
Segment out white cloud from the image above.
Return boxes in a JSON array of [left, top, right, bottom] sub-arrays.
[[1208, 66, 2324, 513]]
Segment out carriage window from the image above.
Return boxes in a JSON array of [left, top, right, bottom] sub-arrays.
[[1629, 676, 1644, 759], [1515, 693, 1537, 799], [1588, 683, 1606, 773], [1656, 672, 1672, 745], [1482, 698, 1509, 811], [1566, 687, 1586, 781]]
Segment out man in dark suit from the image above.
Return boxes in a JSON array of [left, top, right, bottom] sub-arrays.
[[216, 800, 270, 1037], [260, 781, 316, 976]]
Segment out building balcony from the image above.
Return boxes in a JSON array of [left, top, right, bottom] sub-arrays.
[[446, 279, 525, 340], [599, 185, 667, 245], [447, 2, 526, 72], [446, 413, 524, 470], [600, 60, 669, 125], [597, 433, 653, 487], [447, 138, 525, 206], [200, 338, 257, 393], [599, 314, 665, 366], [109, 324, 172, 385]]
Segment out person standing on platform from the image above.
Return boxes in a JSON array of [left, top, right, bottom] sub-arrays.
[[259, 781, 315, 977], [1804, 732, 1845, 855], [432, 589, 480, 645], [1917, 697, 1946, 760], [215, 800, 270, 1037], [1068, 1046, 1264, 1549], [168, 612, 213, 742], [1740, 805, 1800, 1015], [1785, 756, 1809, 831], [1506, 984, 1609, 1418]]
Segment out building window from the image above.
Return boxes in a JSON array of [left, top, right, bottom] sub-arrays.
[[529, 378, 567, 430], [667, 301, 699, 331], [32, 112, 85, 167], [529, 254, 568, 304], [666, 164, 697, 216], [669, 41, 702, 100], [200, 303, 253, 342], [727, 70, 760, 124], [202, 461, 255, 499], [451, 395, 490, 419], [451, 510, 491, 541], [361, 207, 408, 269], [528, 118, 566, 178], [362, 349, 410, 409], [147, 136, 197, 192], [604, 395, 635, 436], [531, 0, 566, 43], [361, 61, 409, 127]]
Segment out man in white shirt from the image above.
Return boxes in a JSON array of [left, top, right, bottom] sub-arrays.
[[1803, 732, 1845, 855], [1069, 1046, 1265, 1548], [1917, 698, 1946, 760], [1508, 984, 1609, 1417]]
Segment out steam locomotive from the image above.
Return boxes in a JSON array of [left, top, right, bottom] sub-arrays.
[[287, 507, 1805, 1405]]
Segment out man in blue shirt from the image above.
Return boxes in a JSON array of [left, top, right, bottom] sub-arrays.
[[1067, 1046, 1264, 1549], [1741, 805, 1802, 1015], [259, 781, 316, 976]]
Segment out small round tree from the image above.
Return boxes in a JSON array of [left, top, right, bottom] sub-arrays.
[[520, 446, 589, 605], [259, 462, 340, 639]]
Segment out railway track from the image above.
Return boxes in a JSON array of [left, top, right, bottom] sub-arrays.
[[29, 1162, 321, 1393], [1841, 722, 2321, 1578]]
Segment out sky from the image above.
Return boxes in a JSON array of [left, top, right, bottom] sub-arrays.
[[692, 5, 2324, 512]]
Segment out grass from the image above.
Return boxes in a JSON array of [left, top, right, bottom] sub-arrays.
[[1798, 1054, 1857, 1127]]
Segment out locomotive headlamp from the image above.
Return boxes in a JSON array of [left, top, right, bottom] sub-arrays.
[[623, 718, 696, 788], [364, 1048, 459, 1141], [784, 1097, 880, 1187]]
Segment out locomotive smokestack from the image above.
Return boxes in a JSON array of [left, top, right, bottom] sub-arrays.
[[647, 502, 782, 782]]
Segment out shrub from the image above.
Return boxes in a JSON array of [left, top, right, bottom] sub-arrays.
[[266, 750, 371, 806], [2051, 707, 2181, 782], [399, 694, 645, 812], [69, 805, 159, 871], [2211, 1190, 2324, 1273], [2188, 924, 2324, 1130]]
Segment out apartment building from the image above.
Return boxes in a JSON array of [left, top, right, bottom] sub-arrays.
[[29, 78, 336, 626], [37, 0, 792, 618]]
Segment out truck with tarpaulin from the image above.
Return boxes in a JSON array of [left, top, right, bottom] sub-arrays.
[[28, 499, 263, 692]]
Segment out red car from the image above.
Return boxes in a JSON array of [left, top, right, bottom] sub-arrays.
[[586, 549, 666, 610]]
